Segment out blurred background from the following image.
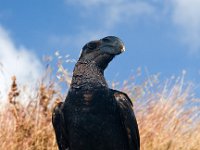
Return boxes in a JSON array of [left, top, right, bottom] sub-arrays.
[[1, 0, 200, 98]]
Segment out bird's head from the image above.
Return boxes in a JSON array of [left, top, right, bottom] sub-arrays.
[[78, 36, 125, 70]]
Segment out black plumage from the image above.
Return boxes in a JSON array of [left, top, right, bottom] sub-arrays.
[[52, 36, 140, 150]]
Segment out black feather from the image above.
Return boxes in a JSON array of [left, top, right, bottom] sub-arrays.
[[52, 36, 140, 150]]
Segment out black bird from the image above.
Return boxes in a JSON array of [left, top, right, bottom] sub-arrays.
[[52, 36, 140, 150]]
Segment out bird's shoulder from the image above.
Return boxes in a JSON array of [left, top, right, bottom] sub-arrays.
[[110, 89, 133, 106]]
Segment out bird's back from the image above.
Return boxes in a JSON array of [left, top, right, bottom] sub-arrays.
[[63, 88, 129, 150]]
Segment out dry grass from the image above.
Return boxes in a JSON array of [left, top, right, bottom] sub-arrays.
[[135, 80, 200, 150], [0, 70, 200, 149], [0, 76, 60, 150]]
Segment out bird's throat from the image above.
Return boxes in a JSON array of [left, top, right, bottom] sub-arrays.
[[70, 61, 108, 90]]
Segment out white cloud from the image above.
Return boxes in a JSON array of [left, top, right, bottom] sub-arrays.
[[104, 1, 155, 28], [0, 25, 43, 102], [65, 0, 156, 29], [171, 0, 200, 53], [59, 0, 156, 51], [65, 0, 200, 53]]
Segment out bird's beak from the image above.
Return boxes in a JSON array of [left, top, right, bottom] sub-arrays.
[[119, 44, 125, 53], [99, 36, 125, 55]]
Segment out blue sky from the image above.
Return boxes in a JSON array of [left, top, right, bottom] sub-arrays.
[[1, 0, 200, 99]]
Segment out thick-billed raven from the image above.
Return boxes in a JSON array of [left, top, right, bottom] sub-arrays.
[[52, 36, 140, 150]]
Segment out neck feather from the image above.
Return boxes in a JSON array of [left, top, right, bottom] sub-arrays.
[[70, 61, 108, 90]]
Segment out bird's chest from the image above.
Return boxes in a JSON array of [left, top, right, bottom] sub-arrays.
[[67, 91, 115, 118], [64, 91, 125, 150], [65, 91, 117, 131]]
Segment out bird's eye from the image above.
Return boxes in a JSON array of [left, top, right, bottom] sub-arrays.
[[102, 37, 110, 43], [87, 42, 97, 50]]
